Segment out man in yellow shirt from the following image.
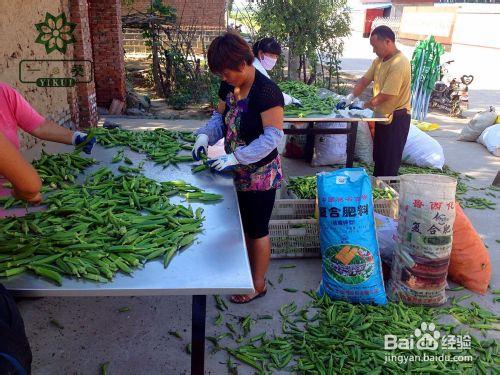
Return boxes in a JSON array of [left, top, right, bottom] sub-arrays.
[[350, 26, 411, 176]]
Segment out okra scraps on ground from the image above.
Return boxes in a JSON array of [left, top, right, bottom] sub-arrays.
[[0, 168, 222, 285], [93, 127, 195, 166], [219, 291, 499, 374]]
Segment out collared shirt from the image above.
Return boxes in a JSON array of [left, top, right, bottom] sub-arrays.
[[364, 52, 411, 122]]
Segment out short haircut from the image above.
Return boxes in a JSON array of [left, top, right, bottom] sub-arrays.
[[371, 26, 395, 43], [252, 38, 282, 56], [207, 32, 254, 74]]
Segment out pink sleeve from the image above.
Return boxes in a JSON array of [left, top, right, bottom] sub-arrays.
[[5, 85, 45, 133]]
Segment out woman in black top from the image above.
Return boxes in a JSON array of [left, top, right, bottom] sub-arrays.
[[192, 32, 284, 303]]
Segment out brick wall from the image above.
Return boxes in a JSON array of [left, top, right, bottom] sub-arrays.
[[123, 27, 223, 56], [88, 0, 126, 109], [69, 0, 98, 128], [123, 28, 150, 54], [122, 0, 227, 28]]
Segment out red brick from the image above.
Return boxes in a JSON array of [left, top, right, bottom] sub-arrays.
[[121, 0, 227, 28], [88, 0, 126, 108]]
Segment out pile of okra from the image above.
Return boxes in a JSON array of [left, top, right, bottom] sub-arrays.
[[94, 127, 196, 166], [278, 81, 338, 118], [0, 127, 222, 285]]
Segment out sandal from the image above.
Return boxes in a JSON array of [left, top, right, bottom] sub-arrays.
[[230, 286, 267, 304]]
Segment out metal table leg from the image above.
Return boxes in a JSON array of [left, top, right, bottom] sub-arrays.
[[191, 295, 206, 375], [346, 121, 358, 168], [304, 121, 315, 163]]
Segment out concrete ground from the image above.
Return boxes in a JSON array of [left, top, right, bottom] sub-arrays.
[[16, 113, 499, 375], [16, 30, 500, 375]]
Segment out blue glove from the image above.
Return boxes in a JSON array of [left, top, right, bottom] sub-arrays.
[[72, 131, 96, 154], [336, 94, 355, 110], [206, 153, 239, 173], [336, 100, 348, 110], [348, 100, 365, 110], [103, 120, 121, 130]]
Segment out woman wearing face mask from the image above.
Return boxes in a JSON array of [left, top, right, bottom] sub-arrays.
[[252, 38, 301, 106]]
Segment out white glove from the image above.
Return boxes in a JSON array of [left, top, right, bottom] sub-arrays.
[[283, 93, 302, 106], [206, 153, 239, 172], [349, 100, 365, 110], [192, 134, 209, 161], [346, 93, 355, 104]]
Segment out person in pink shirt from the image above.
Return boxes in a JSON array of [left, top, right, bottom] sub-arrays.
[[0, 82, 95, 154]]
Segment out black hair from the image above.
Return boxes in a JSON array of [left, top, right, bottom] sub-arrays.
[[371, 26, 395, 43], [252, 38, 282, 56], [207, 32, 254, 74]]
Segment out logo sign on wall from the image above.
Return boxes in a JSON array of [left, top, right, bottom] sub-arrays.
[[19, 60, 93, 87], [35, 12, 77, 54], [20, 12, 93, 87]]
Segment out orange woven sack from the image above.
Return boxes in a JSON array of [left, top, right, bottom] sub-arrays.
[[448, 203, 491, 294]]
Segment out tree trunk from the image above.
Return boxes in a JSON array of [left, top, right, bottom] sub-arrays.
[[288, 48, 300, 80], [307, 72, 316, 85], [328, 56, 333, 90], [302, 55, 307, 83], [151, 23, 165, 97], [164, 50, 172, 95], [333, 53, 341, 92], [319, 52, 325, 87]]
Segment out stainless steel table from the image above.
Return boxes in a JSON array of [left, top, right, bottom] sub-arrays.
[[284, 114, 389, 167], [0, 142, 254, 374]]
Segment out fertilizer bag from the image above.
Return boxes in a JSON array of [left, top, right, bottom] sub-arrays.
[[317, 168, 387, 305], [388, 174, 457, 306]]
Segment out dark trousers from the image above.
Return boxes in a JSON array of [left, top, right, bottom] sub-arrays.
[[0, 285, 32, 374], [373, 110, 411, 177]]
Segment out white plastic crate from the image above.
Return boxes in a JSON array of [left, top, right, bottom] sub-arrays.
[[377, 176, 401, 193], [269, 176, 400, 258], [270, 199, 319, 258], [271, 199, 316, 220], [371, 177, 399, 219], [269, 218, 320, 258]]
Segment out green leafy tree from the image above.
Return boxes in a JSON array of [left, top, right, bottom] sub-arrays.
[[253, 0, 350, 86]]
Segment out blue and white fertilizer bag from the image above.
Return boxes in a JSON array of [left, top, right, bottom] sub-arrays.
[[317, 168, 387, 305]]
